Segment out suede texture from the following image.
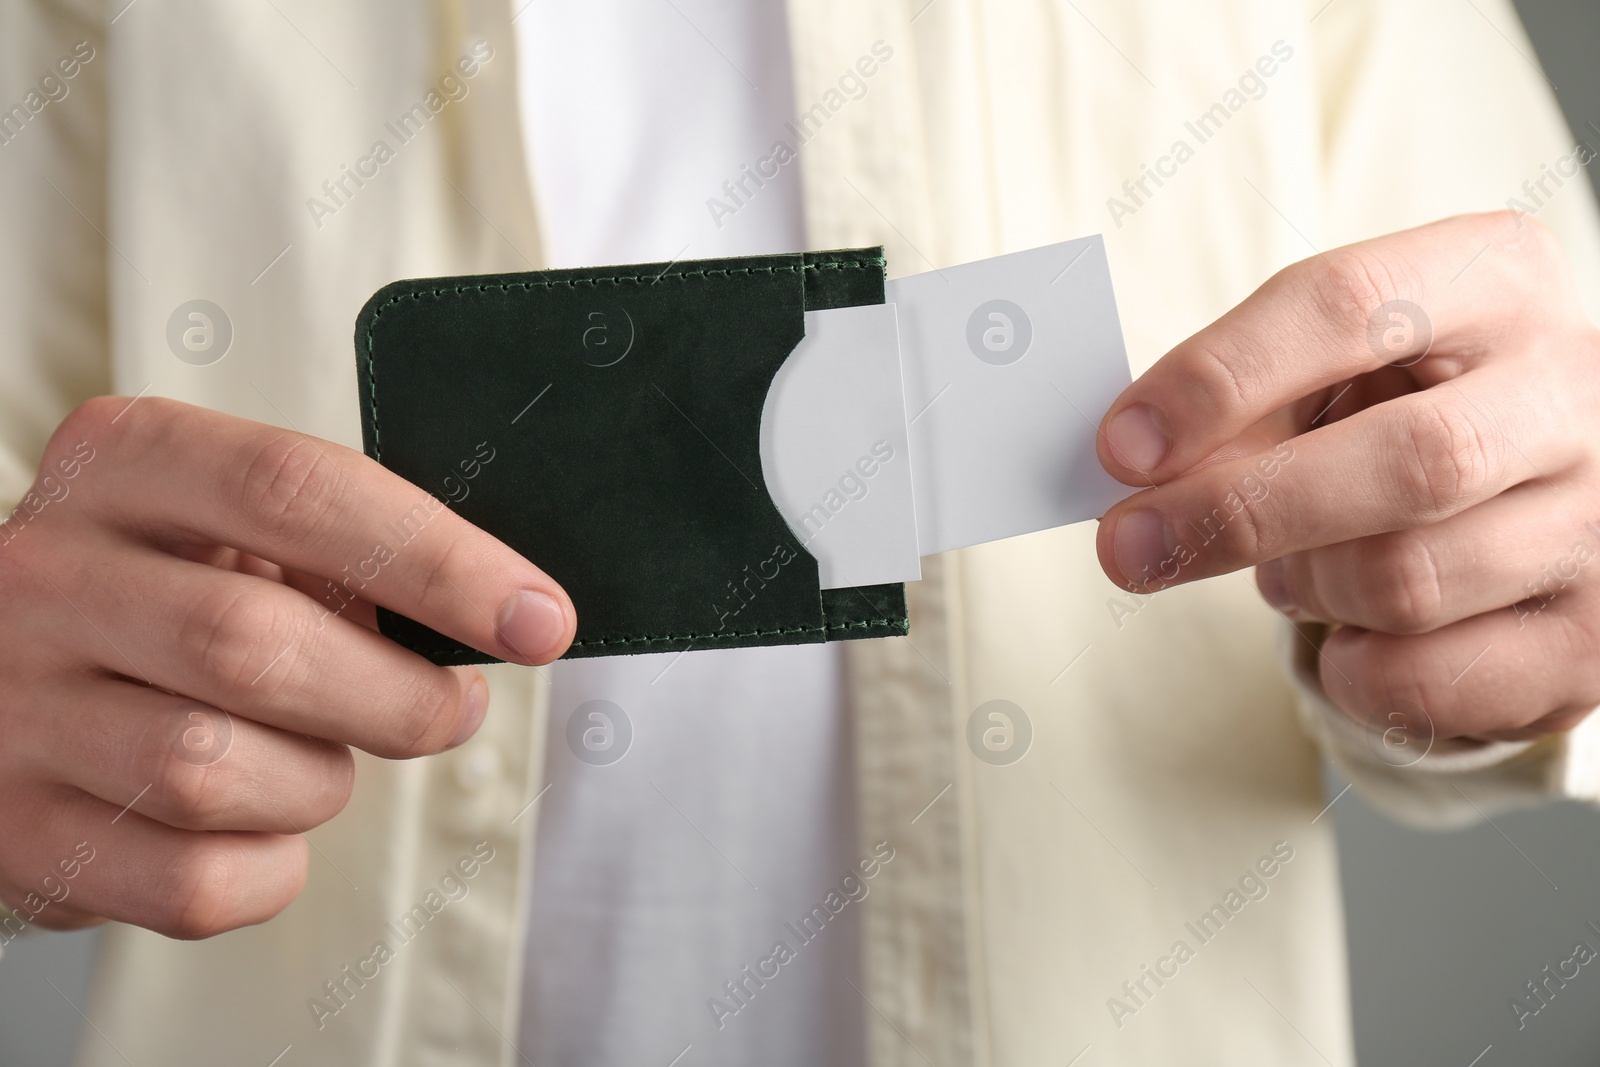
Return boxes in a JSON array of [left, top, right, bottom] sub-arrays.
[[355, 247, 909, 664]]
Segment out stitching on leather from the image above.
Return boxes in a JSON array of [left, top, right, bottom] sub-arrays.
[[567, 615, 902, 651], [362, 256, 890, 650], [401, 614, 904, 656]]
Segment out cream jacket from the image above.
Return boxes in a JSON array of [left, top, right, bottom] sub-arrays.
[[3, 1, 1600, 1065]]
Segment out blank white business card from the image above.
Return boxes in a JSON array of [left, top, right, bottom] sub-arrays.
[[888, 236, 1135, 555]]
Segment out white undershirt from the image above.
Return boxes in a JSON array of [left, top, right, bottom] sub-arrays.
[[513, 4, 865, 1064]]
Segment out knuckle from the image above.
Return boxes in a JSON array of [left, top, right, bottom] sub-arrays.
[[1307, 249, 1413, 342], [280, 741, 357, 827], [1393, 403, 1497, 518], [50, 394, 180, 467], [1185, 342, 1254, 420], [1471, 211, 1558, 308], [238, 432, 344, 543], [50, 395, 124, 451], [7, 397, 124, 538], [1189, 486, 1280, 568], [1355, 532, 1446, 634], [157, 846, 239, 940], [149, 749, 226, 828], [1232, 497, 1281, 562], [1492, 208, 1558, 266], [182, 587, 303, 691], [1225, 503, 1270, 563], [412, 533, 466, 609], [390, 671, 466, 759]]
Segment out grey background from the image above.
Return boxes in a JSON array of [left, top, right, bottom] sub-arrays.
[[4, 1, 1600, 1064], [1336, 2, 1600, 1064]]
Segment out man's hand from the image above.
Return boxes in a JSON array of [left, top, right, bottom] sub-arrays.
[[0, 398, 575, 938], [1096, 211, 1600, 745]]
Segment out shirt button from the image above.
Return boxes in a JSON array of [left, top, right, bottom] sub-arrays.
[[454, 746, 500, 792]]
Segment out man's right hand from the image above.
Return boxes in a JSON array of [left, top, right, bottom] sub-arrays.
[[0, 397, 575, 939]]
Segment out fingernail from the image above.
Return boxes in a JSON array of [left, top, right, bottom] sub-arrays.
[[496, 590, 568, 663], [1113, 508, 1175, 588], [1255, 558, 1300, 616], [1105, 404, 1171, 472], [450, 674, 489, 748]]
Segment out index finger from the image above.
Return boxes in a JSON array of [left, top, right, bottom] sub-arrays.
[[61, 397, 575, 665], [1096, 211, 1562, 485]]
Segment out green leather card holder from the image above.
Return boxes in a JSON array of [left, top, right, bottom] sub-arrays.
[[355, 247, 910, 664]]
